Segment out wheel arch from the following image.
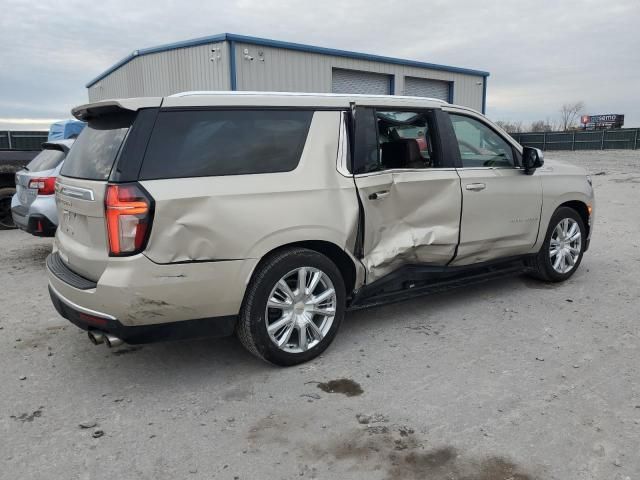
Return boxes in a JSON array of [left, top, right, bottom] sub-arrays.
[[557, 200, 590, 239], [249, 240, 361, 297]]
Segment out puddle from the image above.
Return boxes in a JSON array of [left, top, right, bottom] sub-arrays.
[[317, 378, 363, 397]]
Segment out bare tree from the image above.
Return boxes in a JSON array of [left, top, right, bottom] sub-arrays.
[[530, 120, 554, 132], [559, 102, 585, 131], [495, 120, 524, 133]]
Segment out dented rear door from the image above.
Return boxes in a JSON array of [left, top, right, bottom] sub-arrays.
[[355, 169, 462, 282], [352, 107, 462, 282]]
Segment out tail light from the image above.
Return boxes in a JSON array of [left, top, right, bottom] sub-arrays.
[[28, 177, 56, 195], [105, 183, 153, 256]]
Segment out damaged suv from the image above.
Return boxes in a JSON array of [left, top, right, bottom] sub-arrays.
[[47, 92, 594, 365]]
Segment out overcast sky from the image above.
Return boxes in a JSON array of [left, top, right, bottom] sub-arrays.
[[1, 0, 638, 130]]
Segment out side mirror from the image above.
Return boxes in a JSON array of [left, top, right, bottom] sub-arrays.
[[522, 146, 544, 174]]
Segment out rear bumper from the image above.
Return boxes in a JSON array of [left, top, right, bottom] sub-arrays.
[[48, 284, 236, 344], [11, 195, 58, 237], [46, 251, 254, 344]]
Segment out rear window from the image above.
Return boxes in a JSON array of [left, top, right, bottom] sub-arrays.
[[61, 112, 135, 180], [139, 110, 313, 180], [26, 149, 65, 172]]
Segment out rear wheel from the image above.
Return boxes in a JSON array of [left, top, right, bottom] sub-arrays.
[[0, 187, 16, 230], [237, 248, 346, 366], [528, 206, 586, 282]]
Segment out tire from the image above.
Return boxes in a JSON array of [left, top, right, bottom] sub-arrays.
[[237, 248, 346, 366], [527, 206, 586, 282], [0, 187, 17, 230]]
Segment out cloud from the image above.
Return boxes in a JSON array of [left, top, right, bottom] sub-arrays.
[[1, 0, 639, 130]]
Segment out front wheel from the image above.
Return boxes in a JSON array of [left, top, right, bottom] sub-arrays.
[[236, 248, 346, 366], [528, 206, 586, 282]]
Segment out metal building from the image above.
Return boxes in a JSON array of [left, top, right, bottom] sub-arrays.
[[86, 33, 489, 112]]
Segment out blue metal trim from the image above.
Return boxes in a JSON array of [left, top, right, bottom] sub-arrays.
[[86, 33, 490, 89], [85, 33, 228, 88], [448, 82, 454, 104], [482, 77, 487, 114], [229, 41, 237, 91], [389, 75, 395, 95]]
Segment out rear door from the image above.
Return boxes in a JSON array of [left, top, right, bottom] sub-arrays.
[[444, 109, 543, 265], [352, 107, 462, 282], [55, 110, 136, 281]]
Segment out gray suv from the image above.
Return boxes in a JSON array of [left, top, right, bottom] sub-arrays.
[[46, 92, 594, 365]]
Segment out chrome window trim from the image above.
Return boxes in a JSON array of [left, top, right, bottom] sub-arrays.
[[354, 167, 458, 178]]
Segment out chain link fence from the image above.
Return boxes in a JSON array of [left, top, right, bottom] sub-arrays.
[[0, 131, 48, 151], [509, 128, 640, 151]]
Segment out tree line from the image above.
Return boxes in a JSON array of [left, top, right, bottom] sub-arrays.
[[494, 102, 585, 133]]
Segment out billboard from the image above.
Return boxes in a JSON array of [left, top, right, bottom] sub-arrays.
[[580, 114, 624, 130]]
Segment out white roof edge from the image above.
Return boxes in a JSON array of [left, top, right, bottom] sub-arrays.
[[164, 91, 449, 108]]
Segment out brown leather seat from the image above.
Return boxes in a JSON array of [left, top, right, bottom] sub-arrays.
[[380, 139, 425, 169]]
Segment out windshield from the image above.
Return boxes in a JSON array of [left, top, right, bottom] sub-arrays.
[[25, 149, 65, 172]]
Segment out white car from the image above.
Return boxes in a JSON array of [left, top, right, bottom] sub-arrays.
[[12, 139, 74, 236]]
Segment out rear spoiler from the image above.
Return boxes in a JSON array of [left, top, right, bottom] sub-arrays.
[[41, 142, 71, 153], [72, 97, 163, 121]]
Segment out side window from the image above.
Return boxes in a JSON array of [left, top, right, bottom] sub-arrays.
[[139, 110, 313, 180], [352, 108, 438, 174], [449, 114, 515, 168], [377, 111, 436, 170]]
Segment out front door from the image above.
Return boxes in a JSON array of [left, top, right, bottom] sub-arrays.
[[445, 111, 543, 265], [352, 107, 462, 282]]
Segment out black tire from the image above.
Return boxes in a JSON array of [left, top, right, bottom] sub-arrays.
[[236, 248, 346, 366], [0, 187, 17, 230], [527, 206, 586, 282]]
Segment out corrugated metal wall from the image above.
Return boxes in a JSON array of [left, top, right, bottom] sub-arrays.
[[88, 41, 229, 101], [331, 68, 391, 95], [88, 40, 485, 112], [403, 77, 450, 101], [234, 42, 485, 111]]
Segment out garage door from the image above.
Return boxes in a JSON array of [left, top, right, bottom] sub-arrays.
[[331, 69, 391, 95], [404, 77, 451, 101]]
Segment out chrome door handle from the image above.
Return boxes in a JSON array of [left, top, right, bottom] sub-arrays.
[[465, 183, 486, 191], [368, 190, 390, 200]]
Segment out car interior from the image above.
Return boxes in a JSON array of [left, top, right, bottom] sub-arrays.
[[376, 111, 435, 169]]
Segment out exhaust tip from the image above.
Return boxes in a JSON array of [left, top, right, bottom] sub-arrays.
[[104, 333, 123, 348], [88, 330, 105, 345]]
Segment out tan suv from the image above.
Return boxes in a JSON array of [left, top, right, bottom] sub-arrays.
[[46, 92, 595, 365]]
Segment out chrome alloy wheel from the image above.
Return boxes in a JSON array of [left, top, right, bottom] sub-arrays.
[[265, 267, 337, 353], [549, 218, 582, 274]]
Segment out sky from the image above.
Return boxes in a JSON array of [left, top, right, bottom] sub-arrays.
[[1, 0, 639, 130]]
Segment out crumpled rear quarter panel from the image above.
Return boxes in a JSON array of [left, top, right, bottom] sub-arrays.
[[140, 111, 359, 269]]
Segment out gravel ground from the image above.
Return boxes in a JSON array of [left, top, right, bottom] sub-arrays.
[[2, 150, 639, 480]]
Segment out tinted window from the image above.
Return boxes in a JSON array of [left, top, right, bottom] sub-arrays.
[[449, 114, 515, 168], [352, 107, 379, 174], [61, 112, 135, 180], [139, 110, 313, 179], [26, 149, 65, 172]]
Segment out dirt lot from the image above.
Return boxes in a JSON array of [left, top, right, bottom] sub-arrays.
[[2, 150, 639, 480]]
